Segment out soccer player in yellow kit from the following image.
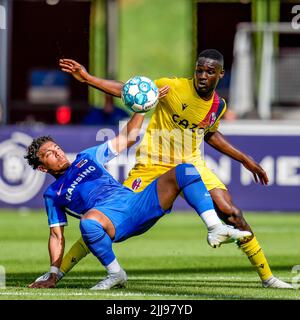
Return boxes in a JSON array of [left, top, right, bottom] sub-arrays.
[[35, 49, 291, 289]]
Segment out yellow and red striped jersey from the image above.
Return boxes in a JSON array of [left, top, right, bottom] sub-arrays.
[[135, 77, 227, 166]]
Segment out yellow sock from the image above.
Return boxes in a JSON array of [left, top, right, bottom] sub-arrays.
[[60, 237, 90, 274], [239, 236, 273, 281]]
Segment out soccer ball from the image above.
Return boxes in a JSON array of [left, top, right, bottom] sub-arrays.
[[121, 76, 159, 113]]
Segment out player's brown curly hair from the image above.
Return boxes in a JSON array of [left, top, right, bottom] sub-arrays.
[[24, 135, 55, 169]]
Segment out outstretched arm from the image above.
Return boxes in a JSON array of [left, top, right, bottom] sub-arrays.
[[204, 130, 269, 185], [59, 58, 170, 99], [110, 113, 145, 153], [59, 58, 123, 97], [110, 84, 169, 153], [28, 226, 65, 288]]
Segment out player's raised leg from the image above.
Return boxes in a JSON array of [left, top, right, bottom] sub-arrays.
[[156, 163, 252, 247], [210, 188, 293, 289], [79, 210, 127, 290]]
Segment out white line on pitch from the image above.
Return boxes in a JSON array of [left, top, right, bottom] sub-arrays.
[[0, 291, 298, 300]]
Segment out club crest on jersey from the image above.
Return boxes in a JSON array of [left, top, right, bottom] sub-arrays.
[[132, 178, 142, 190], [209, 112, 216, 126], [76, 159, 88, 168], [199, 112, 217, 129]]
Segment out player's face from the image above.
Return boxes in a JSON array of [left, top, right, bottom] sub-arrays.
[[194, 57, 224, 99], [37, 141, 70, 174]]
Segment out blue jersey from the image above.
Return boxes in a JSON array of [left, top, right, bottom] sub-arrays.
[[44, 141, 133, 227]]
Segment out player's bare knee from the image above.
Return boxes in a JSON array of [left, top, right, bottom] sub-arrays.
[[170, 168, 181, 192], [160, 168, 180, 193]]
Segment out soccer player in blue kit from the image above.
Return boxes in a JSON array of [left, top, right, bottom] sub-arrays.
[[25, 112, 251, 290]]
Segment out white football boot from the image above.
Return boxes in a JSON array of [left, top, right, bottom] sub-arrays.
[[90, 269, 128, 290], [262, 276, 294, 289], [207, 224, 252, 248]]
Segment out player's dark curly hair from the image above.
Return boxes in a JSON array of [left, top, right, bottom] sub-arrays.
[[197, 49, 224, 68], [24, 135, 55, 169]]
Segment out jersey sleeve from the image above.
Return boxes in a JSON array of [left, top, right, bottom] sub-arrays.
[[82, 141, 119, 165], [154, 77, 174, 88], [207, 98, 227, 133], [44, 196, 68, 227]]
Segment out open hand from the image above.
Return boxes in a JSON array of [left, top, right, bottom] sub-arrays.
[[59, 58, 89, 83], [242, 158, 269, 185], [158, 85, 170, 99], [28, 274, 57, 289]]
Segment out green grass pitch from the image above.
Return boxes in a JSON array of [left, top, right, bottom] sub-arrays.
[[0, 210, 299, 300]]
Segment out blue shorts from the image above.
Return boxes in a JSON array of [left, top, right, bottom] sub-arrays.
[[93, 179, 171, 242]]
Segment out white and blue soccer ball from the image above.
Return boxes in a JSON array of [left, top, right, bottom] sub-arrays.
[[121, 76, 159, 113]]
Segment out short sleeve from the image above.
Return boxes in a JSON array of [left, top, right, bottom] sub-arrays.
[[82, 141, 118, 165], [96, 140, 118, 164], [44, 196, 68, 227], [207, 98, 227, 133], [154, 77, 173, 88], [207, 119, 221, 133]]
